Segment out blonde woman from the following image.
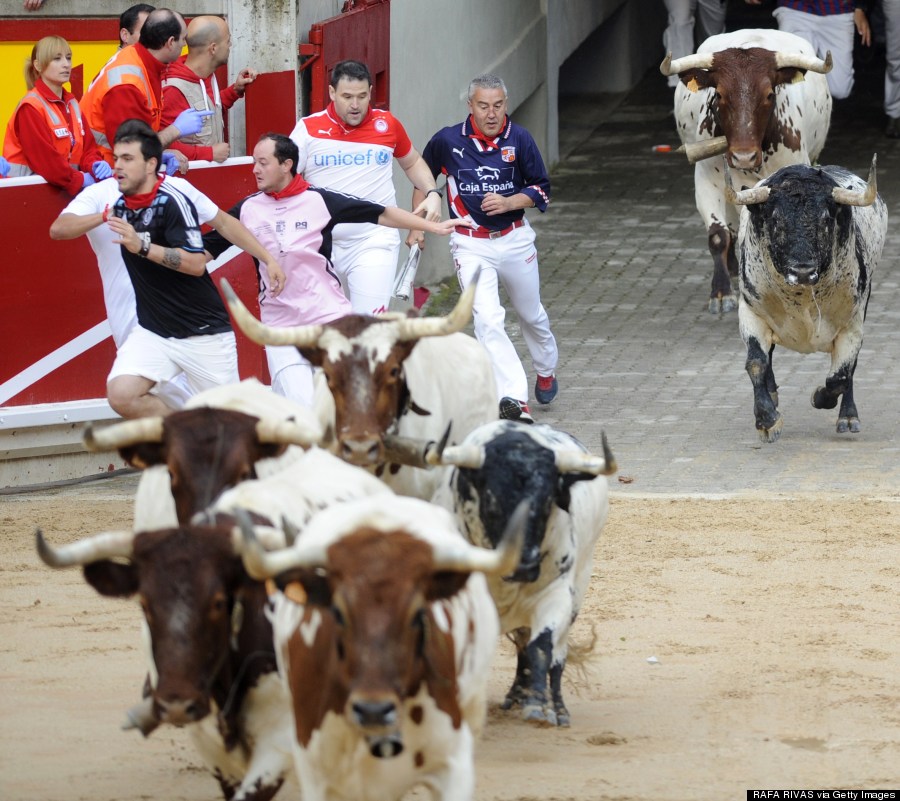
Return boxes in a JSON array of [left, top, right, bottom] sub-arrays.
[[2, 36, 110, 194]]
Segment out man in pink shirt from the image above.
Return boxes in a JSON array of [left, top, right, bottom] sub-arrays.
[[203, 133, 462, 405]]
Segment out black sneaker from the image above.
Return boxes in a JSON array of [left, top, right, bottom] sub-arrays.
[[499, 397, 534, 424]]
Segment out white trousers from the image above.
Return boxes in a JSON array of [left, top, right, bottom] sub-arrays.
[[662, 0, 726, 85], [774, 6, 855, 99], [450, 222, 558, 404], [265, 345, 315, 407], [884, 0, 900, 116], [332, 226, 401, 315]]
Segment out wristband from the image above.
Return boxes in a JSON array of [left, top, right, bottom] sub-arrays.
[[102, 204, 110, 223], [425, 188, 442, 199]]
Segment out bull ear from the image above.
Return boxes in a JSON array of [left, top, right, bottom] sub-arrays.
[[119, 442, 167, 471], [678, 69, 715, 93], [425, 571, 470, 602], [83, 561, 139, 597], [276, 567, 332, 607], [296, 346, 325, 367], [556, 472, 596, 512], [775, 67, 806, 86], [256, 442, 288, 461]]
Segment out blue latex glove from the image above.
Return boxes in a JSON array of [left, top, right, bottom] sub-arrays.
[[172, 108, 214, 137], [82, 172, 95, 188], [161, 151, 179, 176], [0, 155, 9, 178], [92, 159, 112, 180]]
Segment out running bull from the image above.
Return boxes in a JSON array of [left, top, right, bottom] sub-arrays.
[[237, 495, 524, 801], [661, 29, 833, 313], [430, 420, 616, 727], [727, 156, 887, 442]]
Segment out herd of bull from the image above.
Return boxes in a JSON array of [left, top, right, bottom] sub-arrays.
[[36, 278, 617, 801], [33, 26, 890, 801]]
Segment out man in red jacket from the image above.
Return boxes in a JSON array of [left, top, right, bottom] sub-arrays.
[[161, 15, 257, 163], [82, 8, 211, 166]]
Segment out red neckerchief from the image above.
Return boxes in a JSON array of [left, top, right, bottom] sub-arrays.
[[326, 101, 373, 134], [468, 114, 506, 150], [266, 172, 310, 200], [122, 175, 164, 210]]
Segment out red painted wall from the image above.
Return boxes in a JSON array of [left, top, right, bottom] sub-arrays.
[[0, 163, 269, 407]]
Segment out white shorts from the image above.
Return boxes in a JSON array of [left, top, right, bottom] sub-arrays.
[[108, 326, 239, 395]]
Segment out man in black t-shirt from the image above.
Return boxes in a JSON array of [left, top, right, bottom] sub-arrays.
[[101, 119, 239, 418]]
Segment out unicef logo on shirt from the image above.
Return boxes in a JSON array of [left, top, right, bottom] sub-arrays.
[[376, 151, 391, 165]]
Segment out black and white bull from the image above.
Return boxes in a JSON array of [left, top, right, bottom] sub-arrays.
[[727, 156, 887, 441], [661, 29, 833, 313], [430, 421, 616, 726]]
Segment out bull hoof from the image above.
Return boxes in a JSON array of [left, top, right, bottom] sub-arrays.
[[555, 708, 572, 728], [500, 685, 526, 710], [811, 386, 838, 410], [522, 703, 557, 727], [708, 295, 737, 315], [756, 413, 783, 443], [836, 416, 861, 434]]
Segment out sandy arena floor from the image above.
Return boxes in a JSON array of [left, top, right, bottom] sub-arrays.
[[1, 478, 898, 800]]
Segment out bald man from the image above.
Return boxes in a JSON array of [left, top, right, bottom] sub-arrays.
[[160, 15, 258, 162]]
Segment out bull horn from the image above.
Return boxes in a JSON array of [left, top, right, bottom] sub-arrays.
[[429, 442, 485, 470], [36, 528, 135, 568], [660, 51, 714, 76], [724, 164, 770, 206], [832, 155, 877, 207], [774, 49, 832, 74], [555, 432, 617, 476], [255, 418, 322, 448], [677, 136, 729, 164], [394, 269, 479, 341], [432, 500, 528, 576], [382, 422, 452, 469], [220, 278, 324, 347], [234, 508, 328, 580], [84, 417, 164, 452]]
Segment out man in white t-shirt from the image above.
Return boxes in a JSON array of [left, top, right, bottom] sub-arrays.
[[50, 172, 284, 408], [289, 60, 442, 314]]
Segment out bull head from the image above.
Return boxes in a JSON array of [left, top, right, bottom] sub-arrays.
[[220, 275, 479, 468], [661, 47, 832, 171], [36, 524, 276, 739], [84, 408, 321, 523], [433, 428, 615, 583]]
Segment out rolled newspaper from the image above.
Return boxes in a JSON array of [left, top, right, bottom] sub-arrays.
[[393, 245, 421, 302]]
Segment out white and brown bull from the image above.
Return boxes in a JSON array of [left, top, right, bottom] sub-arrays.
[[430, 420, 615, 727], [236, 495, 525, 801], [219, 278, 498, 501], [727, 157, 887, 442], [661, 29, 833, 313], [84, 379, 323, 530]]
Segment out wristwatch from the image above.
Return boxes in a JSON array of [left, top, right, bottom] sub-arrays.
[[138, 232, 151, 258]]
